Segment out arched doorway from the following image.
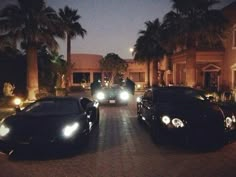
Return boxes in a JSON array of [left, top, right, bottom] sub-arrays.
[[202, 64, 221, 91]]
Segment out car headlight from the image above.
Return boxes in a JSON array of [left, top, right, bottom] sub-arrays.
[[96, 92, 105, 100], [172, 118, 184, 128], [225, 115, 236, 128], [62, 122, 79, 138], [161, 115, 171, 125], [161, 115, 185, 128], [0, 124, 10, 137], [136, 96, 141, 103], [119, 91, 129, 101]]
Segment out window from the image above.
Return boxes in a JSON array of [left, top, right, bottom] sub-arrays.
[[73, 72, 90, 84], [129, 72, 145, 82], [93, 72, 102, 82]]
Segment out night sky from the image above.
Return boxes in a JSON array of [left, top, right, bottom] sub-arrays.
[[47, 0, 173, 59], [1, 0, 235, 59]]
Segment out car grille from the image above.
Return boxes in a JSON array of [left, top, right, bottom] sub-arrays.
[[187, 113, 224, 141]]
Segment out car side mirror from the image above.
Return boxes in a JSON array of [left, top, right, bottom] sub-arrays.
[[207, 96, 214, 102]]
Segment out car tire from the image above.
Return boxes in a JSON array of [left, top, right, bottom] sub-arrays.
[[137, 104, 142, 123], [75, 122, 90, 147], [88, 107, 99, 126], [137, 112, 142, 123]]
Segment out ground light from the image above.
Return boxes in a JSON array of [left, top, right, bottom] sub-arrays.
[[13, 97, 22, 107]]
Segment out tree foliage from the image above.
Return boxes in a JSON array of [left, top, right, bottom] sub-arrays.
[[0, 0, 65, 100], [133, 18, 165, 87], [162, 0, 228, 51], [100, 53, 128, 85], [38, 46, 67, 91], [59, 6, 87, 87]]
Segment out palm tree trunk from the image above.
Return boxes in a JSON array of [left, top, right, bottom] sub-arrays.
[[67, 34, 72, 88], [152, 59, 159, 86], [26, 47, 38, 100], [147, 59, 151, 88]]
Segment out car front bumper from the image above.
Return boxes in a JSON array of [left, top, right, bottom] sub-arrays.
[[0, 132, 88, 154], [98, 99, 128, 105], [159, 125, 226, 147]]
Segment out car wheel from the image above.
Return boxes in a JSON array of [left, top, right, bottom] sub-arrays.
[[150, 123, 163, 145], [74, 123, 90, 147], [88, 107, 98, 126], [137, 112, 142, 123], [137, 104, 142, 123]]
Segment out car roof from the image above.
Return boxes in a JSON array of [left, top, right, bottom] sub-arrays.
[[150, 86, 203, 92], [37, 96, 81, 102]]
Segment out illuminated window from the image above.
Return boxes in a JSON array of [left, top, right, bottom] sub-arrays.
[[129, 72, 145, 82]]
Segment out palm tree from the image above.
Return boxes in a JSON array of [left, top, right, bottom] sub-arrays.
[[133, 18, 165, 87], [0, 0, 65, 100], [59, 6, 87, 88], [38, 47, 67, 91], [162, 0, 228, 86], [50, 51, 67, 78]]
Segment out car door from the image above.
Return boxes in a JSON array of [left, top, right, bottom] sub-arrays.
[[80, 98, 95, 123], [141, 90, 154, 125]]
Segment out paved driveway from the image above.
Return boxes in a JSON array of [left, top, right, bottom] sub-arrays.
[[0, 91, 236, 177]]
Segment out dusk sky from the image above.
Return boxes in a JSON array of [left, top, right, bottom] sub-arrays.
[[1, 0, 235, 59]]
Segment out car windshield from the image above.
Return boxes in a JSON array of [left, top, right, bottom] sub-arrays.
[[104, 85, 121, 90], [23, 99, 80, 114], [154, 88, 207, 103], [103, 85, 122, 92]]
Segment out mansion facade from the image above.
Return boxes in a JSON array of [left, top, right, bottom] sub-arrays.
[[171, 1, 236, 92], [71, 53, 148, 89], [70, 2, 236, 92]]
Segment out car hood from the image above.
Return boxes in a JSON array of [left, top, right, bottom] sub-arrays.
[[102, 89, 120, 96], [2, 113, 83, 137], [155, 99, 224, 123]]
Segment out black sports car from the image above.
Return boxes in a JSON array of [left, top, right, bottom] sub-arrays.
[[137, 86, 236, 147], [0, 96, 99, 154], [94, 84, 130, 105]]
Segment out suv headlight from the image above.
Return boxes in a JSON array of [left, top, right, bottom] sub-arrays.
[[119, 91, 129, 101], [96, 92, 105, 100]]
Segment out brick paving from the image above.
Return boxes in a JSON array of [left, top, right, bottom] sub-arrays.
[[0, 93, 236, 177]]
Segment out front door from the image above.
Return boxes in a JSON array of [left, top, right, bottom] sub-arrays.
[[204, 72, 218, 91]]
